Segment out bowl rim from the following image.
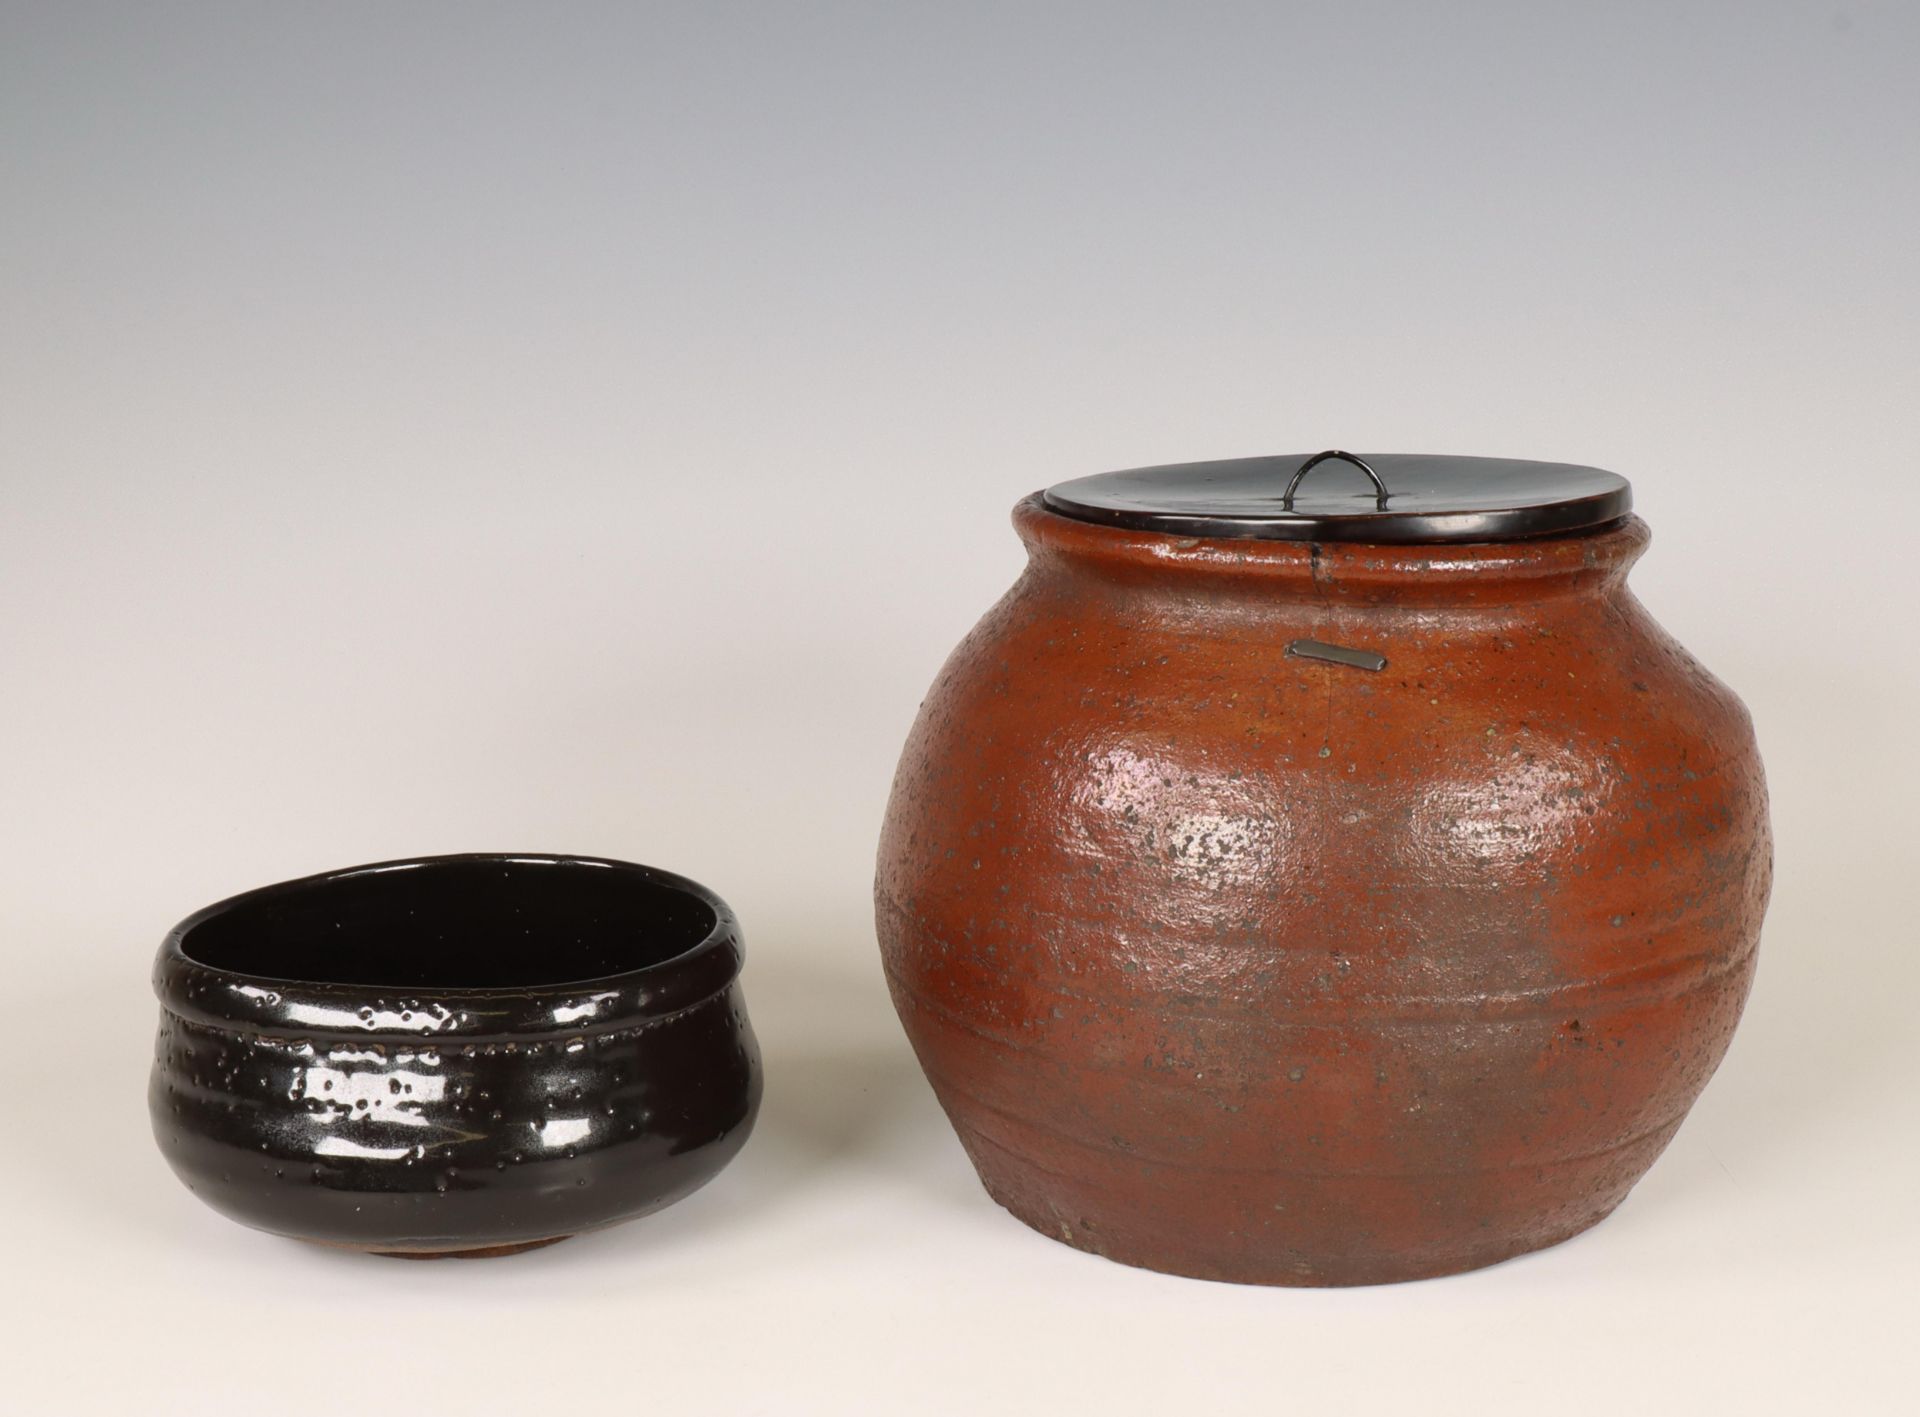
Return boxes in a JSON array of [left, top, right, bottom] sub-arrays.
[[153, 852, 744, 1043]]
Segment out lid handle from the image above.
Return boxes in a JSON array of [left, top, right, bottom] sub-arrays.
[[1283, 450, 1389, 511]]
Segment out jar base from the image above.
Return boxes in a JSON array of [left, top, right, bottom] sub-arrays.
[[961, 1120, 1640, 1287], [989, 1186, 1622, 1286]]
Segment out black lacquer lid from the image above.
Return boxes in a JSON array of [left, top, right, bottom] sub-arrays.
[[1042, 450, 1633, 543]]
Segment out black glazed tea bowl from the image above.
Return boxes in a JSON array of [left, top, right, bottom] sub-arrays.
[[150, 853, 762, 1257]]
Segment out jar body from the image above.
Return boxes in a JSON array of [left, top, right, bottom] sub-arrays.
[[875, 497, 1769, 1285]]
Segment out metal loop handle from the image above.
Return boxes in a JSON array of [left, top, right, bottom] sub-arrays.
[[1282, 450, 1389, 511]]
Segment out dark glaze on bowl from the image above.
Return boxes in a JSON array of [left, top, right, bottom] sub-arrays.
[[150, 854, 761, 1256]]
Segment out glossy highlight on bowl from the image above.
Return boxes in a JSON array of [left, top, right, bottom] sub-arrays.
[[150, 853, 761, 1256]]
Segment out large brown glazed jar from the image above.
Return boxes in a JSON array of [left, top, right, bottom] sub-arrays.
[[875, 452, 1770, 1286]]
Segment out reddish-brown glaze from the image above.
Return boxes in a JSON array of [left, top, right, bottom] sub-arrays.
[[876, 495, 1770, 1286]]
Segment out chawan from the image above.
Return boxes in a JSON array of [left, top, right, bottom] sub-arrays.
[[151, 853, 760, 1256]]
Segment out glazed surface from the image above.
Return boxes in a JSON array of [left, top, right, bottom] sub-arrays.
[[151, 855, 761, 1254], [876, 497, 1770, 1285]]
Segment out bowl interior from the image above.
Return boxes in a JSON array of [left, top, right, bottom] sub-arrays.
[[177, 857, 717, 990]]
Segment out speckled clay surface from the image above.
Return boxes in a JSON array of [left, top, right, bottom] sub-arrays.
[[151, 854, 761, 1256], [876, 495, 1771, 1286]]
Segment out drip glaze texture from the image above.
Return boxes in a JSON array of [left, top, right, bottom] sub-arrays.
[[151, 854, 761, 1256], [875, 496, 1770, 1286]]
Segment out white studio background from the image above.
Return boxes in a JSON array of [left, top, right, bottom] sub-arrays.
[[1, 4, 1914, 1414]]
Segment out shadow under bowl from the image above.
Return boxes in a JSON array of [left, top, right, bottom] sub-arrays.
[[150, 853, 762, 1256]]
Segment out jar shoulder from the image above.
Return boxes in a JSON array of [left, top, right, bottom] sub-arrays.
[[877, 570, 1771, 970], [887, 570, 1763, 807]]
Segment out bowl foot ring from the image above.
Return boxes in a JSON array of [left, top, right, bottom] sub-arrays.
[[368, 1236, 572, 1260]]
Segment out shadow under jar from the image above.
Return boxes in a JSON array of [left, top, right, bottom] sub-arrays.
[[151, 854, 761, 1256], [876, 452, 1772, 1286]]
